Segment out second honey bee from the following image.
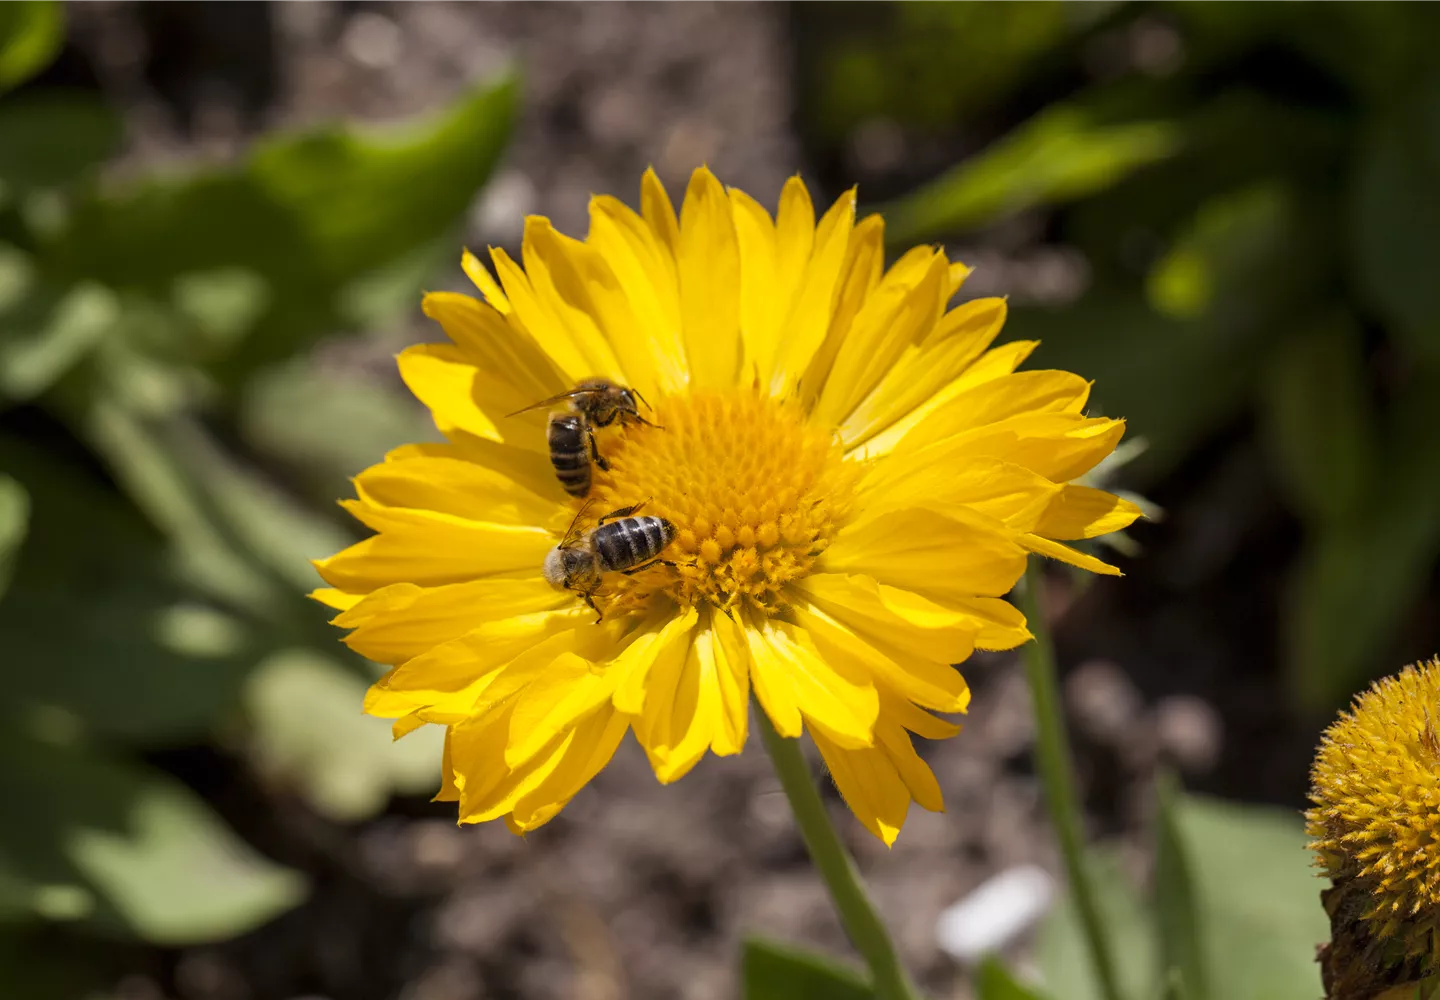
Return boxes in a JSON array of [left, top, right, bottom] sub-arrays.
[[509, 378, 655, 497], [543, 501, 677, 621]]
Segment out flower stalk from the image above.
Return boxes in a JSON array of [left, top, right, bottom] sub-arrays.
[[756, 708, 922, 1000], [1018, 559, 1123, 1000]]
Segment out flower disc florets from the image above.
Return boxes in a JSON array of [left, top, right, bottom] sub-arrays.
[[582, 389, 857, 618], [1308, 658, 1440, 940]]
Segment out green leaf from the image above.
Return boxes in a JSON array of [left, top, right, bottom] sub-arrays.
[[0, 434, 260, 740], [0, 731, 305, 943], [976, 956, 1051, 1000], [243, 649, 444, 821], [238, 354, 442, 509], [1154, 773, 1208, 1000], [1037, 851, 1154, 1000], [52, 73, 517, 381], [1261, 317, 1375, 528], [879, 102, 1180, 243], [740, 937, 873, 1000], [0, 92, 122, 195], [1354, 74, 1440, 360], [0, 473, 26, 601], [1168, 794, 1327, 1000], [0, 1, 61, 93], [0, 279, 119, 401]]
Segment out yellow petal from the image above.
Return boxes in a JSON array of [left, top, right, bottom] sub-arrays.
[[506, 707, 631, 831], [1034, 485, 1144, 540], [395, 343, 503, 443], [768, 188, 855, 394], [862, 453, 1060, 532], [798, 573, 979, 668], [435, 729, 461, 802], [386, 436, 564, 507], [1021, 533, 1123, 576], [611, 606, 701, 715], [311, 587, 362, 611], [677, 166, 742, 387], [355, 455, 552, 526], [316, 506, 553, 592], [802, 213, 885, 407], [333, 576, 567, 665], [810, 726, 912, 846], [587, 194, 687, 392], [812, 248, 949, 428], [421, 290, 566, 413], [505, 652, 619, 767], [641, 166, 680, 257], [826, 505, 1028, 602], [840, 297, 1009, 454], [951, 596, 1031, 650], [635, 606, 750, 782], [461, 249, 510, 314], [364, 609, 589, 716], [955, 339, 1039, 386], [892, 370, 1092, 455], [729, 187, 785, 380], [491, 244, 618, 384], [744, 616, 878, 749], [789, 595, 970, 714], [522, 217, 668, 396], [901, 413, 1127, 485]]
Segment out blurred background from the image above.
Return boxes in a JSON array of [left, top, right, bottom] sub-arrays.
[[4, 2, 1440, 998]]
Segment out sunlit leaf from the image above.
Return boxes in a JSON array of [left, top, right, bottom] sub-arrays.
[[243, 649, 443, 821], [1154, 773, 1208, 1000], [0, 434, 260, 740], [1169, 793, 1327, 1000], [0, 1, 61, 93], [0, 281, 119, 401], [51, 74, 517, 381], [879, 102, 1180, 243], [741, 937, 873, 1000], [0, 473, 26, 601], [1038, 851, 1155, 1000], [977, 956, 1052, 1000], [0, 731, 305, 943]]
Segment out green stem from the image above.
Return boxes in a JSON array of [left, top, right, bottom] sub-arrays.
[[1019, 559, 1123, 1000], [756, 708, 922, 1000]]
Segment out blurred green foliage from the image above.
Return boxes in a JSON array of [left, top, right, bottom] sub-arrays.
[[807, 0, 1440, 712], [0, 0, 515, 968], [1027, 785, 1326, 1000]]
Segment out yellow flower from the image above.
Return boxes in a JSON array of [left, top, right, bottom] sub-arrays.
[[313, 167, 1139, 845], [1308, 657, 1440, 944]]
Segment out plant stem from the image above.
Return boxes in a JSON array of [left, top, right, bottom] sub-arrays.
[[1019, 559, 1123, 1000], [756, 708, 922, 1000]]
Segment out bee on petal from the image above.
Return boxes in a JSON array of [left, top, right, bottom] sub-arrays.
[[509, 378, 656, 497], [543, 501, 677, 621]]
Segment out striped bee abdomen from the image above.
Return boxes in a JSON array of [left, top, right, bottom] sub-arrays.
[[547, 413, 591, 496], [593, 515, 677, 573]]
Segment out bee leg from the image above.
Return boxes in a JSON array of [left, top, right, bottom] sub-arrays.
[[598, 500, 650, 525], [586, 427, 611, 471], [584, 592, 603, 623]]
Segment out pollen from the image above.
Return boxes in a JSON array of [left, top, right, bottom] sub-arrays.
[[576, 388, 858, 618], [1307, 657, 1440, 940]]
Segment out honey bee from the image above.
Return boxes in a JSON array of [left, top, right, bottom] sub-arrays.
[[543, 501, 677, 621], [508, 378, 656, 497]]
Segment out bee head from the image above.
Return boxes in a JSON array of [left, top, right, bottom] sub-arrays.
[[542, 546, 569, 588]]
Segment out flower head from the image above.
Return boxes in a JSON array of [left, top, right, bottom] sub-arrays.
[[314, 167, 1139, 844], [1308, 658, 1440, 943]]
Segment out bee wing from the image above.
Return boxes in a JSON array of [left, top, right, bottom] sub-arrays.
[[560, 498, 597, 549], [505, 388, 599, 418]]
